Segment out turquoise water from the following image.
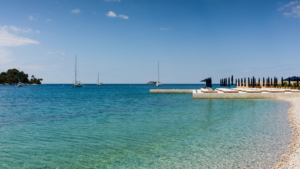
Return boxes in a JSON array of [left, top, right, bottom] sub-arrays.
[[0, 84, 291, 168]]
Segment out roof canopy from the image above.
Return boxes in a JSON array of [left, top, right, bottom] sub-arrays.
[[283, 76, 299, 81], [200, 79, 207, 82]]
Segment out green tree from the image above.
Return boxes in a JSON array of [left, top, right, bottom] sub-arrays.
[[0, 68, 38, 84]]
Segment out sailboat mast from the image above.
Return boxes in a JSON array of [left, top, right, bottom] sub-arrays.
[[158, 61, 159, 83], [75, 55, 77, 83], [18, 69, 20, 83]]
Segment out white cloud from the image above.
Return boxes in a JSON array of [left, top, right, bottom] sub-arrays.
[[106, 11, 117, 17], [7, 26, 32, 33], [160, 28, 169, 31], [29, 15, 36, 21], [46, 19, 52, 22], [36, 30, 40, 34], [0, 26, 39, 47], [106, 11, 129, 19], [279, 1, 298, 10], [0, 48, 14, 64], [46, 50, 66, 55], [71, 9, 81, 14], [118, 14, 129, 19], [279, 1, 300, 17]]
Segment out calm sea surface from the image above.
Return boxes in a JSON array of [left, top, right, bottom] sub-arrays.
[[0, 84, 291, 168]]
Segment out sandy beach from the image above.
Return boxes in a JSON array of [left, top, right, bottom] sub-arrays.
[[275, 97, 300, 169]]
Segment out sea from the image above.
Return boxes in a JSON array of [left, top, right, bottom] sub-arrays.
[[0, 84, 292, 168]]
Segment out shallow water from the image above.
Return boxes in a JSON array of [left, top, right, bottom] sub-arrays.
[[0, 84, 291, 168]]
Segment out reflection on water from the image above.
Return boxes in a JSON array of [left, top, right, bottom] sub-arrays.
[[0, 84, 291, 168]]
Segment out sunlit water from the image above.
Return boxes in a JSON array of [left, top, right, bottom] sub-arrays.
[[0, 84, 291, 168]]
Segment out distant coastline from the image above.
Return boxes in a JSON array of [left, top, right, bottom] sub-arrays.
[[146, 81, 156, 84]]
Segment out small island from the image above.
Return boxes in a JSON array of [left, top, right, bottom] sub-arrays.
[[146, 81, 156, 84], [0, 68, 43, 85]]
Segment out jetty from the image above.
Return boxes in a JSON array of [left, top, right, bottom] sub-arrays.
[[150, 76, 300, 99], [193, 90, 300, 99], [150, 89, 193, 93]]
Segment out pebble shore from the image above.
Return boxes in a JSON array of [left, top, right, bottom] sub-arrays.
[[275, 97, 300, 169]]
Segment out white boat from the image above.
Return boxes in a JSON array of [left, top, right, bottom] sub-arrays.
[[156, 61, 162, 87], [16, 69, 22, 87], [96, 73, 103, 85], [73, 55, 83, 88]]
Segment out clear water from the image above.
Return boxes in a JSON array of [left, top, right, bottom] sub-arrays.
[[0, 84, 291, 168]]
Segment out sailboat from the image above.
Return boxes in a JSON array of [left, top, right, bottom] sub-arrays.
[[73, 55, 83, 88], [16, 69, 22, 87], [156, 61, 162, 87], [96, 73, 103, 85]]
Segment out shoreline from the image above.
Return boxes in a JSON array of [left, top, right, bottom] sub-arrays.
[[275, 97, 300, 169]]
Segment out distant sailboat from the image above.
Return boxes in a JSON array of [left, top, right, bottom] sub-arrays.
[[73, 55, 83, 88], [96, 73, 103, 85], [156, 61, 162, 87], [16, 69, 22, 87]]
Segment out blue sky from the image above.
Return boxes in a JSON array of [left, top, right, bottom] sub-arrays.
[[0, 0, 300, 83]]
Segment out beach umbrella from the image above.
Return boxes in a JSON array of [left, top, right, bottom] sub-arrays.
[[236, 79, 237, 86], [289, 77, 290, 87], [248, 77, 250, 87], [263, 77, 265, 87], [283, 76, 299, 81], [231, 75, 234, 85], [253, 76, 255, 88], [258, 78, 260, 86], [297, 77, 299, 87], [271, 78, 273, 87], [200, 78, 207, 87], [228, 77, 230, 87], [281, 77, 283, 87]]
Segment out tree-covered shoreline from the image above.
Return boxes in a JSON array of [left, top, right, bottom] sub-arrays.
[[0, 69, 43, 85]]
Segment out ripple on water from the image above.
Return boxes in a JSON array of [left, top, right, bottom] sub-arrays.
[[0, 84, 292, 168]]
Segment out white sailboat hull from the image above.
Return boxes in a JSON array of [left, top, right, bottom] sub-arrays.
[[73, 84, 83, 87]]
